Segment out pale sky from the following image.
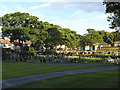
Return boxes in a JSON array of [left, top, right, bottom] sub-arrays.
[[0, 0, 116, 35]]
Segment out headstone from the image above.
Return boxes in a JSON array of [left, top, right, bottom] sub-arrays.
[[85, 60, 87, 63]]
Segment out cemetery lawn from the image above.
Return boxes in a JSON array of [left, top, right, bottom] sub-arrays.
[[16, 70, 118, 88], [3, 64, 115, 79], [85, 57, 102, 60]]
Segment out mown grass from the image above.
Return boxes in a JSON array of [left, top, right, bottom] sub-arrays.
[[85, 57, 102, 60], [2, 64, 114, 79], [16, 70, 118, 88]]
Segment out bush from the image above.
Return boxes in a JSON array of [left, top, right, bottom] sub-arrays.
[[45, 50, 55, 55], [19, 51, 29, 57], [2, 48, 12, 60]]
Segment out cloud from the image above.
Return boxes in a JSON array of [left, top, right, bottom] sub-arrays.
[[0, 0, 50, 2], [1, 0, 120, 2], [28, 2, 105, 12], [43, 11, 114, 35], [0, 1, 115, 35], [0, 0, 104, 2], [28, 3, 50, 10]]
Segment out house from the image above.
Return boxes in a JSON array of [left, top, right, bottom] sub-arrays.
[[13, 39, 32, 50], [80, 44, 98, 51], [95, 42, 120, 52], [57, 45, 66, 50], [25, 41, 32, 47], [112, 41, 120, 47], [97, 43, 111, 48], [0, 25, 14, 49], [0, 37, 32, 50], [0, 38, 14, 49], [96, 43, 111, 50]]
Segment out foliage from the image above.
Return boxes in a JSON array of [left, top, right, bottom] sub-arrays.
[[1, 12, 120, 56], [111, 31, 120, 41], [29, 47, 36, 56], [98, 30, 114, 44], [82, 29, 103, 46], [103, 2, 120, 30], [45, 25, 62, 50], [2, 48, 7, 60]]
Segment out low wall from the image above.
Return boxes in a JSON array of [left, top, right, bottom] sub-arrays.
[[98, 47, 120, 51]]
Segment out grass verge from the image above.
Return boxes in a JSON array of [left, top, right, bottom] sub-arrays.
[[2, 64, 115, 79], [16, 70, 118, 88]]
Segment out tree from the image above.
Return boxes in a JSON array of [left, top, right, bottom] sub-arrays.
[[111, 31, 120, 41], [75, 34, 84, 48], [103, 2, 120, 31], [69, 31, 78, 49], [98, 30, 114, 44], [2, 12, 47, 56], [83, 29, 103, 46], [61, 28, 77, 49], [29, 47, 36, 56], [44, 25, 62, 52], [29, 21, 48, 51], [2, 12, 39, 45], [61, 28, 82, 50]]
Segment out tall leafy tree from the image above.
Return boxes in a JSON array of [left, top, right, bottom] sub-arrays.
[[44, 25, 62, 52], [75, 34, 84, 49], [61, 28, 82, 50], [2, 12, 47, 55], [103, 2, 120, 31], [83, 29, 103, 46], [62, 28, 76, 49], [98, 30, 114, 44], [29, 21, 48, 51], [111, 31, 120, 41], [2, 12, 39, 44]]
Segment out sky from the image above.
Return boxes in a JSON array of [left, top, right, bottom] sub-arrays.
[[0, 0, 116, 36]]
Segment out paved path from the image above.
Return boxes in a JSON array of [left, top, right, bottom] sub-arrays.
[[2, 66, 119, 88]]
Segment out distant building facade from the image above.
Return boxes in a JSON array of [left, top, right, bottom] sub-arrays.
[[0, 38, 14, 49], [112, 41, 120, 47], [0, 38, 32, 50]]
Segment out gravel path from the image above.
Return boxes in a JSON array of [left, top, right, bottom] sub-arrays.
[[2, 66, 119, 88]]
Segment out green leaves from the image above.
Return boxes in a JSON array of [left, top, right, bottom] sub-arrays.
[[29, 47, 36, 55], [103, 2, 120, 30], [82, 29, 103, 46], [2, 11, 119, 54]]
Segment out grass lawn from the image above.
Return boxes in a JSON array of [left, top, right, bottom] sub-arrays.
[[2, 59, 40, 63], [2, 64, 115, 79], [85, 57, 102, 60], [16, 70, 118, 88], [65, 56, 79, 58]]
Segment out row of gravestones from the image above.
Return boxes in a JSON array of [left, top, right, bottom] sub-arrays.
[[8, 54, 119, 64], [56, 51, 118, 56], [38, 57, 82, 63]]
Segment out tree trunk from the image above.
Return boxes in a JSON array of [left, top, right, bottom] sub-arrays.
[[46, 47, 48, 52], [55, 46, 57, 53]]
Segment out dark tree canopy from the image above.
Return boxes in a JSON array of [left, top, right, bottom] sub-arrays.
[[1, 12, 120, 56], [103, 2, 120, 30], [2, 12, 46, 55]]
